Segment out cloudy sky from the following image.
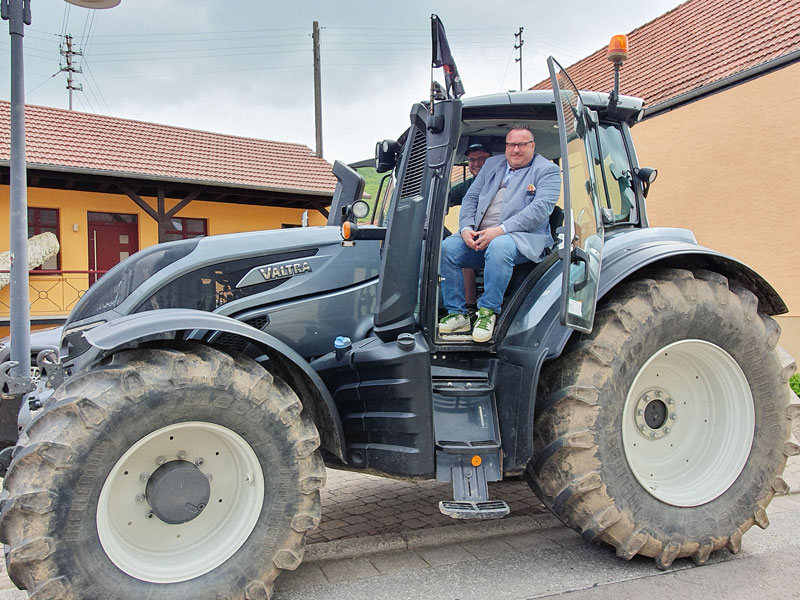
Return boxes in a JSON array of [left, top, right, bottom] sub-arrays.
[[1, 0, 685, 164]]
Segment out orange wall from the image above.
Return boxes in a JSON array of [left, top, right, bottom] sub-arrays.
[[0, 185, 328, 323], [631, 61, 800, 360]]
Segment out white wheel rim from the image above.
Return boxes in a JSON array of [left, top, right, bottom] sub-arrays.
[[622, 340, 754, 507], [97, 422, 264, 583]]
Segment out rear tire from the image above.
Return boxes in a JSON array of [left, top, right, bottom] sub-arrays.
[[0, 343, 325, 599], [526, 268, 799, 569]]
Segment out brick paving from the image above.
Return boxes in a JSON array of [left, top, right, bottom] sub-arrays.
[[306, 469, 549, 545]]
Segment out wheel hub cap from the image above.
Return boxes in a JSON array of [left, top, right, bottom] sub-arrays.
[[634, 389, 675, 440], [145, 460, 210, 524]]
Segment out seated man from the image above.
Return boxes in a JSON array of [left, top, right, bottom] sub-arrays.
[[438, 125, 561, 342], [448, 143, 490, 208], [448, 143, 491, 310]]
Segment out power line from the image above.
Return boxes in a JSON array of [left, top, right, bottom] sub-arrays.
[[82, 58, 111, 114], [88, 42, 309, 57], [85, 33, 310, 46], [26, 70, 61, 95]]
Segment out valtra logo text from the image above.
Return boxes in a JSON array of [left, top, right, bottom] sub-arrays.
[[259, 261, 311, 282]]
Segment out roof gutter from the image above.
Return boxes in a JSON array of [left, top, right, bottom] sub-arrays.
[[642, 49, 800, 119], [0, 161, 335, 198]]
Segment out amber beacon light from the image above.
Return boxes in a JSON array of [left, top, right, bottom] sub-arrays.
[[607, 34, 629, 64]]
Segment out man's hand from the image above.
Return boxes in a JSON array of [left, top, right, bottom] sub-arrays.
[[461, 228, 479, 250], [474, 226, 504, 250]]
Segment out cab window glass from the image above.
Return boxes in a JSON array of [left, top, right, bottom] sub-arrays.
[[596, 124, 636, 223]]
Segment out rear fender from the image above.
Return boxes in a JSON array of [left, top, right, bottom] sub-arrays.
[[505, 227, 787, 360], [83, 309, 345, 460]]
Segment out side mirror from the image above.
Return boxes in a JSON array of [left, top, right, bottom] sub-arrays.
[[375, 139, 400, 173], [634, 166, 657, 198]]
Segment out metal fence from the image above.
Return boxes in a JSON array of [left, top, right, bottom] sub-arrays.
[[0, 270, 106, 317]]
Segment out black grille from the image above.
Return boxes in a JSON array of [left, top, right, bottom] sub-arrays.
[[398, 128, 427, 199], [214, 315, 269, 353], [215, 332, 249, 353], [245, 315, 268, 331]]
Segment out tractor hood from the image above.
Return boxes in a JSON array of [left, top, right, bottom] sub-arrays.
[[64, 226, 381, 335]]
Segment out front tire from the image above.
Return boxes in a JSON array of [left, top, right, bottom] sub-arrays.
[[527, 268, 799, 569], [0, 344, 325, 599]]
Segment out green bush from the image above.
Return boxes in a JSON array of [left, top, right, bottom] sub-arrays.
[[791, 372, 800, 398]]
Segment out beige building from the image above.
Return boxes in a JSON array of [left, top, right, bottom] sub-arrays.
[[536, 0, 800, 359]]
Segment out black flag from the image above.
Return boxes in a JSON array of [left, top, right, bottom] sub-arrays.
[[431, 14, 465, 99]]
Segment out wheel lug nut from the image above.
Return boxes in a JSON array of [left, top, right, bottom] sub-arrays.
[[669, 413, 677, 420], [206, 473, 213, 481], [650, 432, 657, 438], [636, 409, 643, 416], [666, 398, 674, 405], [139, 472, 149, 482], [135, 494, 145, 503], [640, 425, 647, 432], [145, 511, 154, 519], [664, 427, 671, 434], [177, 450, 187, 460], [155, 456, 165, 466], [655, 390, 662, 397], [195, 457, 205, 466]]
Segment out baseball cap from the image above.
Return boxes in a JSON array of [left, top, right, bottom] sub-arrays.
[[465, 143, 489, 155]]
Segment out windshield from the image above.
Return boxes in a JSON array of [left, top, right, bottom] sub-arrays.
[[372, 173, 396, 226]]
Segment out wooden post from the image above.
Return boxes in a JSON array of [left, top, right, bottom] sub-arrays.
[[312, 21, 323, 158]]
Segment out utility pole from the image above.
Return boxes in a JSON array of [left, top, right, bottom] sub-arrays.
[[514, 27, 524, 91], [312, 21, 323, 158], [1, 0, 33, 401], [60, 34, 83, 110]]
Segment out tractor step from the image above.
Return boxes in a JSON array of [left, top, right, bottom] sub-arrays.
[[432, 375, 508, 520], [439, 499, 510, 520]]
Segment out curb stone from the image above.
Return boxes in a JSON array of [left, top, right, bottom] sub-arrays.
[[304, 512, 562, 563]]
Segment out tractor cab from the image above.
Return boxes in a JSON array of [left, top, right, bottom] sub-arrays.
[[319, 56, 653, 517]]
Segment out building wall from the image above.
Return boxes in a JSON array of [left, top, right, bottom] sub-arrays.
[[0, 185, 328, 325], [630, 60, 800, 360]]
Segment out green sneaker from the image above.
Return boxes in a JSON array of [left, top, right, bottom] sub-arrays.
[[472, 308, 496, 343], [438, 313, 470, 334]]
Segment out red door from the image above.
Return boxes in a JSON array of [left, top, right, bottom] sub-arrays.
[[88, 212, 139, 285]]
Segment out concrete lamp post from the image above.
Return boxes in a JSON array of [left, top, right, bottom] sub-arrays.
[[1, 0, 120, 402]]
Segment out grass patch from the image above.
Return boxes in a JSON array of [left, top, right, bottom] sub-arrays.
[[355, 167, 384, 212], [791, 372, 800, 398]]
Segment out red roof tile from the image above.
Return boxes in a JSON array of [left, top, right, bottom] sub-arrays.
[[532, 0, 800, 109], [0, 101, 337, 196]]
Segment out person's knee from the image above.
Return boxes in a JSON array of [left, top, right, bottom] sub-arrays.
[[485, 235, 517, 266], [442, 235, 467, 264]]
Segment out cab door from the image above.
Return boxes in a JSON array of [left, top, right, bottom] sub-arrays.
[[548, 57, 604, 333]]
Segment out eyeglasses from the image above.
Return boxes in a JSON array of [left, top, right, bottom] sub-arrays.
[[505, 141, 534, 149], [467, 156, 488, 164]]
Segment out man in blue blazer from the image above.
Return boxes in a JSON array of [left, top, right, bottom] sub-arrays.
[[439, 125, 561, 342]]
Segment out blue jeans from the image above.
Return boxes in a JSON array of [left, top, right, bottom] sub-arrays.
[[440, 233, 529, 314]]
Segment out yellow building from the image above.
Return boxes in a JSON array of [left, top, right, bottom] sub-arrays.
[[0, 101, 336, 332], [534, 0, 800, 359]]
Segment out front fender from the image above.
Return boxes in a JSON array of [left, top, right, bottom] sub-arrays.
[[84, 309, 345, 460], [503, 227, 787, 361]]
